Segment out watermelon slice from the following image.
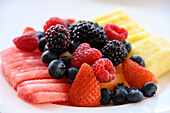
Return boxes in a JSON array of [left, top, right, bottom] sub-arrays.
[[18, 92, 69, 104], [17, 78, 68, 88], [17, 83, 71, 94]]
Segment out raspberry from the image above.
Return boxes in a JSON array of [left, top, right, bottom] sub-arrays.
[[101, 40, 128, 66], [104, 23, 128, 42], [63, 18, 76, 24], [43, 17, 67, 33], [13, 32, 39, 51], [92, 58, 116, 83], [69, 20, 108, 50], [45, 25, 71, 54], [23, 27, 36, 34], [71, 43, 102, 68]]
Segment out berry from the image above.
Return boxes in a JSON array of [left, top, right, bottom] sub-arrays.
[[71, 43, 102, 68], [23, 27, 36, 34], [68, 40, 81, 54], [65, 21, 71, 27], [128, 87, 138, 92], [122, 59, 158, 90], [59, 56, 71, 69], [36, 31, 45, 39], [92, 58, 116, 83], [104, 23, 128, 42], [123, 41, 131, 53], [41, 50, 59, 65], [113, 83, 129, 93], [100, 88, 112, 105], [43, 17, 67, 32], [112, 88, 128, 105], [130, 55, 145, 67], [43, 44, 49, 52], [141, 82, 157, 97], [45, 25, 71, 54], [69, 63, 101, 107], [13, 32, 39, 51], [65, 67, 79, 84], [101, 40, 128, 66], [38, 37, 46, 52], [63, 18, 76, 24], [69, 20, 108, 50], [48, 59, 66, 79], [127, 89, 143, 103]]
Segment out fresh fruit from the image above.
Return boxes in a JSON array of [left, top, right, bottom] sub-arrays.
[[45, 25, 71, 54], [65, 21, 71, 27], [104, 23, 128, 42], [13, 32, 39, 51], [101, 40, 128, 66], [43, 17, 67, 32], [59, 56, 71, 69], [23, 27, 36, 34], [17, 83, 71, 94], [69, 63, 101, 107], [41, 50, 59, 65], [130, 55, 145, 67], [59, 51, 72, 58], [36, 31, 45, 39], [123, 41, 131, 53], [99, 64, 129, 90], [63, 18, 76, 24], [69, 20, 108, 49], [122, 59, 158, 90], [48, 59, 66, 79], [92, 58, 116, 83], [127, 89, 143, 103], [71, 43, 102, 68], [112, 88, 128, 105], [18, 92, 69, 104], [113, 83, 129, 93], [68, 40, 81, 54], [43, 44, 48, 52], [141, 82, 157, 97], [128, 87, 138, 92], [100, 88, 112, 105], [38, 37, 46, 52], [65, 67, 79, 84]]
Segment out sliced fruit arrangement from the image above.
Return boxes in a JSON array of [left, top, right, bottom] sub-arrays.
[[0, 9, 169, 107]]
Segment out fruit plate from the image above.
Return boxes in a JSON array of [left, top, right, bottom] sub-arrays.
[[0, 58, 170, 113]]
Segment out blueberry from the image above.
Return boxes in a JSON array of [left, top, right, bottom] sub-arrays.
[[129, 55, 145, 67], [68, 40, 81, 54], [41, 50, 59, 65], [65, 67, 79, 84], [43, 44, 49, 52], [101, 88, 112, 105], [123, 41, 132, 53], [38, 37, 46, 52], [59, 56, 71, 69], [127, 89, 143, 103], [128, 87, 139, 92], [112, 88, 128, 105], [36, 31, 45, 39], [141, 82, 157, 97], [48, 59, 66, 79], [113, 83, 129, 93], [65, 21, 71, 27]]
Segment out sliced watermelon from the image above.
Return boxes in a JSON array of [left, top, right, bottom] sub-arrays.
[[17, 83, 71, 94], [17, 78, 68, 88], [17, 92, 69, 104], [11, 70, 52, 89]]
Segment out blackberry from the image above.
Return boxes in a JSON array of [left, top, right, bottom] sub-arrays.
[[101, 40, 128, 66], [45, 25, 71, 54], [69, 20, 107, 50]]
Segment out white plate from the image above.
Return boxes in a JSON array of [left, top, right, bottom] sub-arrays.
[[0, 0, 170, 113]]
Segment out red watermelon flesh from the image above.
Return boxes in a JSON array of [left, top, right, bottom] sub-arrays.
[[18, 92, 69, 104], [17, 78, 68, 88], [17, 83, 71, 94]]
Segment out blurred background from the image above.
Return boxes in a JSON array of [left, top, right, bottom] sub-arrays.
[[0, 0, 170, 50]]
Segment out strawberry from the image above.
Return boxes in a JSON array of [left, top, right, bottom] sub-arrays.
[[13, 32, 39, 51], [122, 59, 158, 90], [69, 63, 101, 107]]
